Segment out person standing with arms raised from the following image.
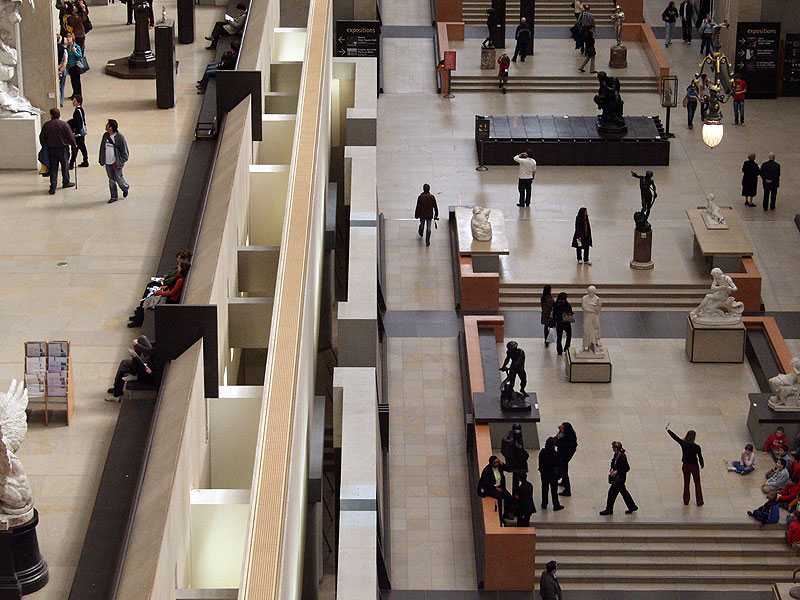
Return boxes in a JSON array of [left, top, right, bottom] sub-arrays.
[[513, 150, 536, 207], [666, 423, 704, 506]]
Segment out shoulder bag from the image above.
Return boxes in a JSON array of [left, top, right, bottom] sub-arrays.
[[563, 312, 576, 323], [75, 55, 90, 74]]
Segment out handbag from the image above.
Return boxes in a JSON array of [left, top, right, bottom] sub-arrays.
[[608, 473, 620, 484], [563, 312, 576, 323], [682, 95, 689, 107], [83, 17, 93, 32], [75, 55, 90, 74], [546, 328, 555, 344]]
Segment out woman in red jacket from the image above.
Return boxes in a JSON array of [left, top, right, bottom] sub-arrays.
[[143, 261, 190, 308]]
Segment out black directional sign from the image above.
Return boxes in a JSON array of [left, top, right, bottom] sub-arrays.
[[734, 22, 780, 99], [334, 20, 381, 58]]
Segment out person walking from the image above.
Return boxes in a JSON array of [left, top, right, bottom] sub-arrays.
[[512, 17, 531, 62], [741, 153, 759, 207], [685, 80, 699, 129], [538, 437, 564, 511], [571, 207, 592, 264], [65, 32, 83, 98], [572, 0, 583, 20], [414, 183, 438, 246], [666, 424, 704, 506], [679, 0, 693, 43], [540, 285, 554, 347], [760, 153, 781, 211], [577, 27, 596, 72], [99, 119, 131, 203], [514, 472, 536, 527], [733, 73, 747, 125], [577, 4, 594, 53], [497, 52, 510, 93], [662, 1, 678, 46], [552, 292, 573, 356], [556, 422, 578, 496], [539, 561, 563, 600], [57, 35, 68, 107], [68, 94, 88, 169], [600, 441, 638, 515], [39, 108, 77, 195], [699, 16, 714, 56], [513, 150, 536, 207]]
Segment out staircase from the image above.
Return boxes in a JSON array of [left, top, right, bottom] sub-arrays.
[[450, 74, 660, 93], [499, 282, 709, 310], [534, 521, 796, 591], [463, 0, 616, 26]]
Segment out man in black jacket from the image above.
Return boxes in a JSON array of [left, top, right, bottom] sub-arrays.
[[477, 455, 514, 519], [68, 94, 88, 169], [106, 336, 156, 401], [679, 0, 693, 43], [539, 561, 562, 600], [514, 472, 536, 526], [512, 17, 531, 62], [760, 153, 781, 211]]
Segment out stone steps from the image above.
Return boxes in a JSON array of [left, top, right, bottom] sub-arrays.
[[498, 282, 708, 310], [462, 0, 615, 25], [450, 75, 660, 94]]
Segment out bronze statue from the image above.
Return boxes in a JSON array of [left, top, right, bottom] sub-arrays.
[[631, 170, 657, 231], [500, 342, 532, 411], [594, 71, 627, 133]]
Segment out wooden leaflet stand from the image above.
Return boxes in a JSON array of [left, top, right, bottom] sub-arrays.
[[24, 341, 74, 425]]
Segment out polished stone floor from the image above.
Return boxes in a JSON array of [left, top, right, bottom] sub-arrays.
[[0, 4, 224, 597], [379, 0, 800, 592]]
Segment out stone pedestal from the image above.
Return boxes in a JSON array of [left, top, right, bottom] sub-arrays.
[[481, 47, 497, 70], [0, 511, 48, 598], [155, 20, 176, 109], [747, 393, 800, 450], [0, 115, 41, 170], [609, 45, 627, 68], [630, 228, 653, 270], [566, 348, 612, 383], [685, 316, 745, 363], [106, 1, 157, 79]]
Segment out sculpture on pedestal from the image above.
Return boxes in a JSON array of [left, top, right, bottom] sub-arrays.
[[704, 193, 726, 225], [612, 5, 625, 47], [499, 341, 531, 411], [768, 358, 800, 411], [501, 423, 529, 495], [631, 170, 657, 231], [470, 206, 493, 241], [609, 5, 628, 68], [594, 71, 626, 133], [0, 0, 40, 116], [689, 268, 744, 325], [161, 4, 167, 23], [0, 380, 34, 527], [579, 286, 603, 355]]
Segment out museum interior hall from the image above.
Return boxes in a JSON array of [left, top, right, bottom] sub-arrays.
[[0, 0, 798, 597]]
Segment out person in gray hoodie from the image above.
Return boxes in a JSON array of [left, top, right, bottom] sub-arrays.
[[762, 458, 790, 494], [98, 118, 130, 203]]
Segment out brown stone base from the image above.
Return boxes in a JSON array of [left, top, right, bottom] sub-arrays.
[[105, 56, 156, 79], [609, 45, 628, 69], [630, 227, 653, 269], [481, 47, 497, 70]]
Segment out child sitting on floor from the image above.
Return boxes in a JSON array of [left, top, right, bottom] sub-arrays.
[[727, 443, 756, 475]]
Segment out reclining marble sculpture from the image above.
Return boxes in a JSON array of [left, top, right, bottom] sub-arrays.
[[689, 268, 744, 326], [768, 358, 800, 411], [0, 379, 34, 528], [704, 194, 726, 225], [471, 206, 493, 241]]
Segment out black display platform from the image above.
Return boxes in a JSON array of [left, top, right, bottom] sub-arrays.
[[476, 115, 670, 166], [0, 510, 48, 598], [747, 393, 800, 450]]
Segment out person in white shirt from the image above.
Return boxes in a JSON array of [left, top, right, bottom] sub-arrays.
[[97, 119, 130, 204], [513, 150, 537, 207]]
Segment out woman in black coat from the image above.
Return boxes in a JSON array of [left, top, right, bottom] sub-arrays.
[[742, 152, 760, 207], [572, 207, 592, 265], [599, 441, 638, 515], [556, 422, 578, 496], [551, 292, 573, 356], [540, 285, 554, 347], [538, 437, 564, 511]]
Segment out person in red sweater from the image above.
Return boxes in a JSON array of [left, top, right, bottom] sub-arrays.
[[142, 261, 190, 308], [764, 427, 788, 460], [497, 53, 510, 93], [733, 73, 746, 125], [778, 475, 800, 507], [787, 518, 800, 551]]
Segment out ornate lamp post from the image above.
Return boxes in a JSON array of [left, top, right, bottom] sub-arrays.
[[696, 21, 734, 148]]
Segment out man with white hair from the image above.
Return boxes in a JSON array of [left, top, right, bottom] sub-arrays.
[[760, 152, 781, 211]]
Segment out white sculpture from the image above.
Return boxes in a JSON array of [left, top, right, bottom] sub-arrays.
[[471, 206, 493, 241], [689, 268, 744, 326], [0, 379, 34, 528], [768, 358, 800, 411], [580, 285, 604, 355], [0, 0, 40, 117], [161, 4, 167, 22], [704, 194, 726, 225]]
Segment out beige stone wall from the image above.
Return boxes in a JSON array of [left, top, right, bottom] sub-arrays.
[[19, 0, 57, 112]]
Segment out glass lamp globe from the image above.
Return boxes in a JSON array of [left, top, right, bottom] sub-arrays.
[[702, 123, 723, 148]]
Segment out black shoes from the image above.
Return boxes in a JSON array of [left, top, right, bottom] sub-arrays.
[[599, 509, 613, 515], [625, 506, 638, 514], [123, 187, 129, 198], [559, 491, 571, 496], [553, 504, 565, 511], [78, 161, 89, 168], [108, 197, 118, 203]]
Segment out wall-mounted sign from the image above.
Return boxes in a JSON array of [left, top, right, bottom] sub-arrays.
[[444, 50, 456, 71], [782, 33, 800, 97], [734, 22, 780, 99], [334, 20, 381, 58]]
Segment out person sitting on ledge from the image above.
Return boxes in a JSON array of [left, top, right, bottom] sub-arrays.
[[141, 260, 190, 310], [764, 426, 789, 461], [477, 455, 514, 520], [727, 443, 756, 475], [748, 492, 780, 525], [762, 458, 790, 494], [778, 474, 800, 510], [205, 2, 247, 50], [197, 40, 240, 94], [788, 513, 800, 553], [128, 250, 192, 327], [105, 335, 156, 402]]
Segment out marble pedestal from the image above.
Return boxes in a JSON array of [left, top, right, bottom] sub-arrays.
[[630, 228, 653, 269], [685, 316, 745, 363], [0, 115, 41, 170], [609, 45, 627, 68], [747, 393, 800, 450], [566, 348, 612, 382], [481, 47, 496, 70]]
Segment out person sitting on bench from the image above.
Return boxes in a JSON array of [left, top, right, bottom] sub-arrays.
[[477, 455, 514, 520], [205, 2, 247, 50], [197, 41, 240, 93], [128, 250, 192, 327], [141, 260, 190, 310], [105, 335, 156, 402]]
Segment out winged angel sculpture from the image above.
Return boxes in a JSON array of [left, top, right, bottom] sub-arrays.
[[0, 380, 34, 528]]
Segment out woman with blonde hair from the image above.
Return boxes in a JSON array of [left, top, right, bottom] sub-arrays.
[[599, 441, 638, 515]]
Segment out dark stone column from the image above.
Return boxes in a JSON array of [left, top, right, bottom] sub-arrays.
[[491, 0, 506, 49], [128, 0, 156, 69]]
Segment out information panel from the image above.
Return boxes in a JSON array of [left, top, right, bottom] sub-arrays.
[[734, 22, 780, 99], [334, 20, 381, 58], [782, 33, 800, 97]]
